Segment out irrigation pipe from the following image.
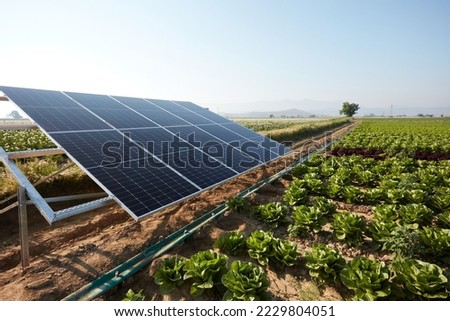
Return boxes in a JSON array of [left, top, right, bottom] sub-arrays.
[[62, 124, 354, 301]]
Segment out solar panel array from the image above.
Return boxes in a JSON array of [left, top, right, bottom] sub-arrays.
[[0, 86, 290, 220]]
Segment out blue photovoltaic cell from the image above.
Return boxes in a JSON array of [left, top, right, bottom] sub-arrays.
[[197, 124, 248, 143], [0, 85, 290, 220], [174, 101, 233, 124], [65, 92, 128, 110], [148, 99, 214, 125], [166, 125, 261, 172], [88, 158, 200, 217], [49, 130, 144, 169], [65, 93, 160, 129], [196, 124, 277, 162], [89, 108, 159, 129], [164, 149, 236, 188], [220, 122, 263, 140], [113, 96, 190, 127], [220, 123, 290, 156], [20, 106, 112, 132], [122, 127, 194, 157], [0, 86, 80, 108]]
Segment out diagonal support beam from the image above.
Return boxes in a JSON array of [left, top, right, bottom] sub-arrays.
[[0, 147, 56, 224]]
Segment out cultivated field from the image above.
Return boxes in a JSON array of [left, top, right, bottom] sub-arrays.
[[1, 118, 449, 301]]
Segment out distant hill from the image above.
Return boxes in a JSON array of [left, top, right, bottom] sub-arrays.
[[216, 99, 341, 117], [225, 108, 311, 118]]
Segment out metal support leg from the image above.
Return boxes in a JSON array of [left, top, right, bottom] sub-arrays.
[[18, 186, 30, 269]]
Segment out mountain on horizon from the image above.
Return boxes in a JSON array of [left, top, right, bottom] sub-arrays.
[[225, 108, 312, 118], [214, 99, 341, 117]]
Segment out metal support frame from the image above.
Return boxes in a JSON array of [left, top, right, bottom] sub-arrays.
[[8, 148, 64, 159], [0, 123, 38, 130], [18, 186, 30, 268], [0, 146, 116, 268]]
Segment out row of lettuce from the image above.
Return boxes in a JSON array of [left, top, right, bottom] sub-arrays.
[[147, 232, 448, 301], [133, 119, 450, 301], [332, 118, 450, 156], [147, 151, 450, 300]]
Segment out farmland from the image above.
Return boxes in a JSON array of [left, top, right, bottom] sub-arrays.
[[125, 118, 450, 301], [1, 118, 449, 301], [234, 118, 351, 142]]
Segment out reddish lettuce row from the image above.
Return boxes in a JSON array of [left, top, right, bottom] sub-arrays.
[[331, 148, 450, 161], [330, 147, 385, 160]]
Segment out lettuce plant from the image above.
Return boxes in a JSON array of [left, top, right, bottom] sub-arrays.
[[288, 205, 327, 236], [304, 154, 324, 167], [326, 183, 342, 199], [246, 230, 275, 266], [283, 181, 308, 206], [419, 227, 450, 260], [366, 220, 399, 249], [214, 231, 246, 256], [398, 203, 433, 226], [291, 164, 309, 178], [305, 244, 345, 283], [353, 168, 374, 186], [272, 238, 298, 267], [183, 250, 228, 296], [251, 202, 287, 228], [319, 163, 336, 178], [330, 167, 352, 185], [405, 189, 428, 204], [340, 185, 361, 204], [226, 196, 249, 213], [372, 204, 398, 222], [340, 257, 391, 301], [437, 211, 450, 228], [385, 188, 406, 204], [154, 256, 186, 294], [429, 190, 450, 211], [312, 196, 337, 217], [247, 230, 298, 267], [305, 178, 325, 195], [332, 212, 366, 245], [363, 188, 385, 205], [221, 260, 270, 301], [122, 289, 145, 301], [392, 258, 448, 299]]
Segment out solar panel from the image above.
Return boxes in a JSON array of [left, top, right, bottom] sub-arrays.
[[112, 96, 191, 127], [0, 85, 290, 220]]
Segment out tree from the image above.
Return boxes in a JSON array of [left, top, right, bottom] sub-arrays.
[[8, 110, 23, 119], [339, 102, 360, 117]]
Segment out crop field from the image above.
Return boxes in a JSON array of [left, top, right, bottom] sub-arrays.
[[234, 118, 351, 142], [233, 118, 328, 132], [1, 118, 449, 301], [136, 118, 450, 301]]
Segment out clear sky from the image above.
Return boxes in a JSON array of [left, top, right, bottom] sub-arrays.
[[0, 0, 449, 115]]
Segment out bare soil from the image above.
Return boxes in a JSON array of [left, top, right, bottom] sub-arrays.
[[0, 124, 355, 301]]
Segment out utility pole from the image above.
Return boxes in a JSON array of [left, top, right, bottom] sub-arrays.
[[390, 105, 393, 117]]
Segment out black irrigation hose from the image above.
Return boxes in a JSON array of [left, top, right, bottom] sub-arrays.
[[62, 124, 354, 301]]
